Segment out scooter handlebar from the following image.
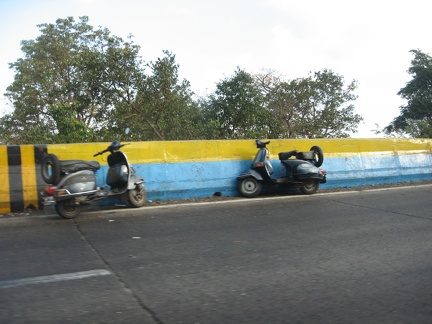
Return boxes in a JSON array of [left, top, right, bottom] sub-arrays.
[[256, 139, 270, 148], [93, 143, 129, 157], [93, 148, 109, 157]]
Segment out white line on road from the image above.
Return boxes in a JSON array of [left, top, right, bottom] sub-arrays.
[[0, 269, 111, 289]]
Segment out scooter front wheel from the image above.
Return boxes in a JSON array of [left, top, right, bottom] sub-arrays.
[[238, 178, 262, 198], [55, 199, 82, 219], [300, 180, 319, 195], [128, 184, 147, 207]]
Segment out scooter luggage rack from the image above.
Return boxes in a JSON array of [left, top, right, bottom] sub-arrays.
[[55, 188, 100, 202]]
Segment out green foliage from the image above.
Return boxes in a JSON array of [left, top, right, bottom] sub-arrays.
[[263, 69, 362, 138], [384, 49, 432, 138], [112, 50, 204, 141], [203, 68, 273, 139], [0, 16, 367, 144], [1, 16, 143, 144], [48, 103, 93, 143]]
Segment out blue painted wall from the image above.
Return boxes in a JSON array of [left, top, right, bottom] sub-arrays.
[[95, 152, 432, 203]]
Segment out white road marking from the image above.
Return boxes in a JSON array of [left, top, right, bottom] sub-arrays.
[[0, 269, 111, 289]]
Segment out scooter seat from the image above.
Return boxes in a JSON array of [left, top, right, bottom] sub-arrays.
[[296, 151, 314, 160], [60, 160, 101, 173], [278, 150, 297, 160]]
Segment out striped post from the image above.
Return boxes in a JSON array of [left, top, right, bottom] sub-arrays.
[[0, 145, 47, 213]]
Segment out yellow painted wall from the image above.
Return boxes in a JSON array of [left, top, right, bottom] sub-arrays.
[[47, 138, 432, 164]]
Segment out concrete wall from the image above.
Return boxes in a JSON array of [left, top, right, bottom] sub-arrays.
[[1, 138, 431, 214]]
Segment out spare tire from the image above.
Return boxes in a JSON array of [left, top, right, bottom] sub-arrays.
[[310, 146, 324, 167], [41, 154, 61, 185]]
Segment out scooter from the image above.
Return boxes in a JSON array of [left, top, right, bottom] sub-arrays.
[[41, 140, 146, 219], [237, 140, 326, 197]]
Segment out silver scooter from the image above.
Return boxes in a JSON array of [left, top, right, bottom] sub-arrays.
[[41, 140, 146, 219]]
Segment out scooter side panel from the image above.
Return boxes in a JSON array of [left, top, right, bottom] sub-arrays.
[[57, 170, 97, 193]]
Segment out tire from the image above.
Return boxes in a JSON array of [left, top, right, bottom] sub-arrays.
[[310, 146, 324, 167], [237, 177, 262, 198], [55, 199, 81, 219], [300, 180, 319, 195], [41, 154, 61, 185], [128, 184, 147, 207]]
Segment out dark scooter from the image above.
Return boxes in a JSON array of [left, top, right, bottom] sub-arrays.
[[237, 140, 326, 197], [41, 140, 146, 219]]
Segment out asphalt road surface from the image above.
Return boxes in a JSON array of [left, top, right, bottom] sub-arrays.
[[1, 185, 432, 323]]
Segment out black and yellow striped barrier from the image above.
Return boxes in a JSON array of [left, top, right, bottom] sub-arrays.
[[0, 145, 47, 214]]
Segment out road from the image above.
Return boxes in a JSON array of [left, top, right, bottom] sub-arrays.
[[1, 185, 432, 323]]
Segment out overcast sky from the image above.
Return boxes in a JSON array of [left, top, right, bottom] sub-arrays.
[[1, 0, 431, 138]]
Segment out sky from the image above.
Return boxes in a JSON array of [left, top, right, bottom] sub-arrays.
[[1, 0, 431, 138]]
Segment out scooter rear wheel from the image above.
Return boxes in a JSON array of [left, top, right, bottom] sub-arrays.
[[55, 199, 82, 219], [300, 180, 319, 195], [238, 178, 262, 198]]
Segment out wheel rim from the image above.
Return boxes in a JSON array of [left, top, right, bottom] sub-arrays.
[[242, 179, 258, 194], [304, 181, 315, 189], [56, 200, 81, 219], [300, 180, 319, 195], [131, 189, 145, 202], [313, 152, 319, 164], [128, 185, 146, 207]]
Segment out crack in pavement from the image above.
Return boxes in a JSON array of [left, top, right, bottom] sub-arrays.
[[327, 197, 432, 222], [72, 220, 163, 324]]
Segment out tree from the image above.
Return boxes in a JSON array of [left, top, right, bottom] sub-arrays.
[[203, 68, 273, 139], [0, 16, 143, 144], [113, 51, 204, 141], [262, 69, 362, 138], [0, 16, 366, 143], [384, 49, 432, 138]]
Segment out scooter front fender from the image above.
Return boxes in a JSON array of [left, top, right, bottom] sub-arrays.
[[128, 173, 145, 190], [237, 169, 264, 181]]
